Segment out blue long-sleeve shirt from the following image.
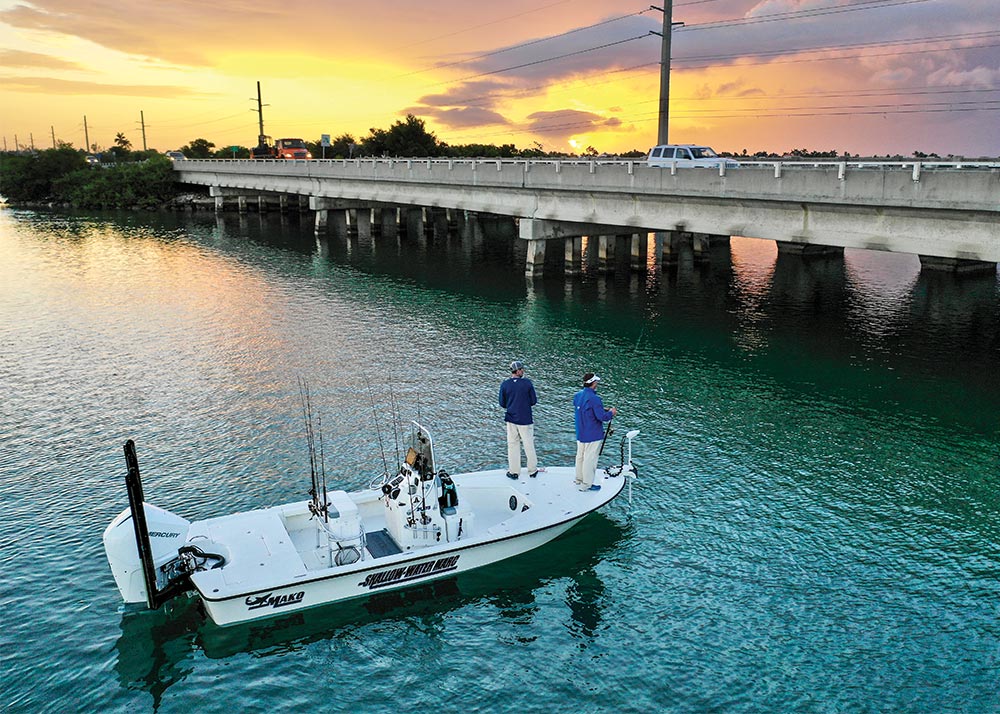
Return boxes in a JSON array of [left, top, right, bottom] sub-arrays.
[[574, 387, 613, 442], [499, 377, 537, 425]]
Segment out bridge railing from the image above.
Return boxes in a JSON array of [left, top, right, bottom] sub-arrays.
[[183, 157, 1000, 172]]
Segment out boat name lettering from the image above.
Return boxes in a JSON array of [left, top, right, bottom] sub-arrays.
[[245, 591, 306, 610], [360, 555, 461, 590], [148, 531, 181, 538]]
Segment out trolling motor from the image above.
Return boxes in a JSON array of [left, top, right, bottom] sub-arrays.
[[604, 430, 641, 503], [605, 429, 641, 477]]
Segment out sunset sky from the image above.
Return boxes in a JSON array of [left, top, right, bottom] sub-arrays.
[[1, 0, 998, 157]]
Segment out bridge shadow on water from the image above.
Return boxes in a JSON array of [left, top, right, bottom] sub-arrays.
[[199, 211, 1000, 427]]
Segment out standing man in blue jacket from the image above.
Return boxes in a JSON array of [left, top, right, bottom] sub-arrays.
[[499, 360, 538, 480], [573, 372, 617, 492]]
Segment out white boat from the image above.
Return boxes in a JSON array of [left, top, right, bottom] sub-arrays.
[[104, 422, 639, 626]]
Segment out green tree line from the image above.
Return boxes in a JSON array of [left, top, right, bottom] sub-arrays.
[[0, 148, 176, 207]]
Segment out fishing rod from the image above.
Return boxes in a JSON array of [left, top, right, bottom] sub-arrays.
[[318, 413, 328, 523], [387, 378, 402, 472], [363, 375, 390, 479], [598, 420, 616, 456], [602, 327, 644, 455], [298, 378, 319, 514]]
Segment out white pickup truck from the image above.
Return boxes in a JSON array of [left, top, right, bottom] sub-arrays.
[[647, 144, 740, 169]]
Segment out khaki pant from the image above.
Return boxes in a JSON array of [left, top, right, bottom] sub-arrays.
[[506, 422, 537, 476], [575, 440, 602, 489]]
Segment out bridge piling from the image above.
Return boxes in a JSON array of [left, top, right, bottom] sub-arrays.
[[525, 239, 546, 277], [630, 233, 648, 271], [564, 236, 582, 275]]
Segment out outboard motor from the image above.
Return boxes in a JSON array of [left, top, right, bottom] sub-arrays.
[[103, 503, 190, 604], [102, 440, 202, 609]]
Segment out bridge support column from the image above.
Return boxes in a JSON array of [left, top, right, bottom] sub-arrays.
[[380, 208, 398, 238], [433, 209, 450, 241], [597, 235, 615, 273], [693, 233, 711, 263], [659, 231, 687, 266], [918, 256, 997, 275], [355, 208, 373, 239], [214, 195, 224, 213], [525, 239, 546, 277], [564, 236, 583, 275], [630, 233, 648, 271], [237, 195, 247, 214], [406, 208, 425, 245], [279, 195, 289, 213], [314, 209, 328, 233]]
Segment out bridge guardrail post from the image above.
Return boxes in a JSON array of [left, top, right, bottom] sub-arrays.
[[912, 163, 922, 182], [838, 163, 846, 180], [774, 163, 782, 179]]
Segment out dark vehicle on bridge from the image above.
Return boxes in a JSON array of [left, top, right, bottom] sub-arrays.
[[250, 135, 277, 159]]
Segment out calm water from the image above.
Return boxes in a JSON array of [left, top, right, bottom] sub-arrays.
[[1, 207, 998, 713]]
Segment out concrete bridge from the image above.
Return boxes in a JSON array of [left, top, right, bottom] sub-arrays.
[[173, 158, 1000, 276]]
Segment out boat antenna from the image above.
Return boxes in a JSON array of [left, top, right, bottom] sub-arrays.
[[387, 377, 402, 471], [298, 378, 319, 512], [318, 413, 329, 522], [364, 375, 390, 477]]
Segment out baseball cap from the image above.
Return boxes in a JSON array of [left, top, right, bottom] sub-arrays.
[[510, 360, 525, 372]]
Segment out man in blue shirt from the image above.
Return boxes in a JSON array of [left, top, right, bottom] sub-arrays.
[[573, 372, 617, 492], [499, 360, 538, 480]]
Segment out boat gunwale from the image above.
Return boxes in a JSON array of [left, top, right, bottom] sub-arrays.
[[192, 472, 627, 603]]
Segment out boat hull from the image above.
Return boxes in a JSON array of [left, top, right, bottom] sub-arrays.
[[199, 513, 587, 626]]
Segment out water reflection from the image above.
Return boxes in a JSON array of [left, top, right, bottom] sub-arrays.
[[111, 512, 626, 702]]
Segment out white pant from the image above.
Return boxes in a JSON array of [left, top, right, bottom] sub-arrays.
[[575, 440, 602, 489], [506, 422, 537, 476]]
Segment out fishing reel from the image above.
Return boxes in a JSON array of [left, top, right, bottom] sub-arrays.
[[380, 473, 404, 501]]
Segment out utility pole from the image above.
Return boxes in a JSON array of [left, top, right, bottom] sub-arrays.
[[14, 134, 18, 152], [30, 133, 35, 151], [252, 81, 267, 139], [51, 125, 56, 149], [139, 110, 147, 151], [84, 115, 90, 153], [650, 2, 683, 145]]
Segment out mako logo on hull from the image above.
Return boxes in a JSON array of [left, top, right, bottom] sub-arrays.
[[245, 591, 305, 610]]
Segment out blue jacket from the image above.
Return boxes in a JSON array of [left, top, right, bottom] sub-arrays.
[[499, 377, 537, 425], [574, 387, 613, 443]]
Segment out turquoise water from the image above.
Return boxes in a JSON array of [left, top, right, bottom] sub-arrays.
[[1, 208, 998, 713]]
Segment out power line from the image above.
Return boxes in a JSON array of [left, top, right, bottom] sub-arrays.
[[398, 8, 653, 78], [678, 30, 1000, 64], [676, 39, 1000, 70], [440, 100, 1000, 143], [424, 33, 655, 88], [677, 0, 934, 32]]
